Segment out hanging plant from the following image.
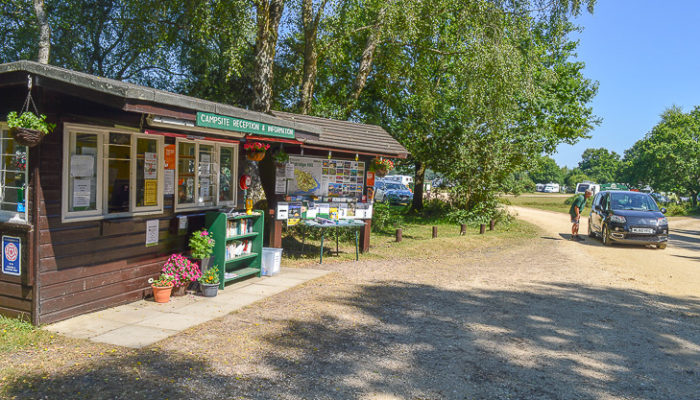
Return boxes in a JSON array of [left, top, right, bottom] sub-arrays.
[[272, 148, 289, 165], [7, 111, 55, 147], [244, 141, 270, 161], [370, 158, 394, 177]]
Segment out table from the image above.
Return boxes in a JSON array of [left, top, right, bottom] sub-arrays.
[[299, 220, 366, 264]]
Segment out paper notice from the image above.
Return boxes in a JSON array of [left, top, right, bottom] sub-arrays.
[[70, 155, 94, 177], [72, 178, 91, 208], [164, 170, 175, 195], [144, 180, 157, 206], [277, 202, 289, 220], [146, 219, 159, 246], [285, 163, 295, 179], [144, 152, 157, 179], [178, 215, 188, 231]]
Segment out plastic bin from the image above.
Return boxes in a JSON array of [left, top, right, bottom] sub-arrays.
[[261, 247, 282, 276]]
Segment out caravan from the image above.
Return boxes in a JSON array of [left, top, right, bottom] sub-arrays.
[[543, 183, 560, 193], [575, 182, 600, 195]]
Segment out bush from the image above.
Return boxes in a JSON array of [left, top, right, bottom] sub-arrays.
[[664, 203, 691, 216], [371, 202, 394, 232]]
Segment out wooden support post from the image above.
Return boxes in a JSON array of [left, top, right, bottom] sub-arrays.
[[480, 224, 486, 234], [359, 219, 371, 253], [490, 219, 495, 230], [396, 228, 402, 242], [460, 224, 466, 235], [432, 226, 438, 238]]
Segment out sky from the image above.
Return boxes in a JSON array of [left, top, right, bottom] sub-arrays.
[[553, 0, 700, 168]]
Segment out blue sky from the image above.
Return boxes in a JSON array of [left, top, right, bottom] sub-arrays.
[[554, 1, 700, 168]]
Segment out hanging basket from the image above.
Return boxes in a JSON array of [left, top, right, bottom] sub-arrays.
[[246, 150, 266, 161], [9, 127, 44, 148], [374, 167, 388, 178]]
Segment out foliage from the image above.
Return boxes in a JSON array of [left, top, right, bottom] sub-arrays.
[[162, 254, 201, 287], [370, 201, 399, 232], [564, 169, 589, 190], [189, 229, 215, 259], [577, 148, 621, 184], [272, 148, 289, 163], [148, 273, 174, 288], [370, 158, 394, 172], [528, 156, 563, 184], [243, 141, 270, 152], [6, 111, 55, 134], [198, 265, 220, 285]]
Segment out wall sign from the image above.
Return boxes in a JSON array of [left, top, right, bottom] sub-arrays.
[[146, 220, 159, 247], [2, 236, 21, 276], [196, 112, 295, 139]]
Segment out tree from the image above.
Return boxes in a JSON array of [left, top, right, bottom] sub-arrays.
[[565, 169, 589, 190], [528, 156, 563, 184], [32, 0, 50, 63], [577, 147, 621, 184], [252, 0, 285, 113], [621, 106, 700, 206]]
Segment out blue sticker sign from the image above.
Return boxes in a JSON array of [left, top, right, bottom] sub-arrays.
[[2, 236, 21, 276]]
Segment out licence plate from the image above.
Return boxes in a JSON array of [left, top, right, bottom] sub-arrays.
[[631, 228, 654, 234]]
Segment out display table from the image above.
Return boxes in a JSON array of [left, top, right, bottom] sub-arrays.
[[300, 220, 366, 264]]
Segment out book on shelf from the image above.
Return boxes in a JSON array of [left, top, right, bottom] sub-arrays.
[[225, 239, 253, 260], [227, 218, 256, 237]]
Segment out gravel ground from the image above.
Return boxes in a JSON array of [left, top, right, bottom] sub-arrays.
[[2, 212, 699, 400]]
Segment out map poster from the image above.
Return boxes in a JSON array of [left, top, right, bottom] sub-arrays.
[[287, 155, 364, 198]]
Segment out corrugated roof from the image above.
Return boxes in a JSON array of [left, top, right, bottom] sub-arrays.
[[271, 111, 407, 158]]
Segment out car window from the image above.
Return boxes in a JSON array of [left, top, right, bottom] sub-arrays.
[[385, 183, 406, 190], [593, 193, 601, 208], [609, 193, 659, 211]]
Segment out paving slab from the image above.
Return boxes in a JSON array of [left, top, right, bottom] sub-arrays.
[[44, 267, 329, 348]]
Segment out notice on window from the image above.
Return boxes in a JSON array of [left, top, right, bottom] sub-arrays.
[[144, 152, 157, 179], [73, 178, 91, 208], [164, 145, 176, 169], [146, 219, 159, 247], [70, 155, 94, 177], [200, 177, 210, 198], [144, 180, 157, 206], [164, 169, 175, 195]]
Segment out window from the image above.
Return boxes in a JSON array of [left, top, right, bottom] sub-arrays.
[[63, 124, 164, 222], [0, 124, 28, 223], [175, 139, 238, 210]]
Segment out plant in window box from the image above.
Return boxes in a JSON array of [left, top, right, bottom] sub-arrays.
[[370, 158, 394, 178], [149, 274, 174, 303], [272, 148, 289, 167], [244, 141, 270, 161], [162, 254, 201, 296], [198, 265, 220, 297], [7, 111, 55, 148], [189, 229, 215, 273]]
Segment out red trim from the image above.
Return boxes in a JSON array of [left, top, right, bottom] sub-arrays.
[[246, 135, 303, 145], [144, 129, 239, 144]]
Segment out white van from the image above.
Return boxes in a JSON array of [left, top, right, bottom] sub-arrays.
[[384, 175, 413, 187], [575, 182, 600, 195]]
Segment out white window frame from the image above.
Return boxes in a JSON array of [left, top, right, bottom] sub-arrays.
[[174, 138, 238, 211], [62, 123, 164, 223], [0, 122, 28, 224]]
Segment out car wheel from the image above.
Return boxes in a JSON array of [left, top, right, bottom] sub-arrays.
[[657, 243, 667, 250], [602, 224, 612, 246], [588, 220, 596, 238]]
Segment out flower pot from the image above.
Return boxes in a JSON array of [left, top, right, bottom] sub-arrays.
[[200, 282, 219, 297], [246, 151, 266, 161], [171, 285, 187, 296], [196, 256, 213, 273], [152, 284, 173, 303], [10, 127, 44, 148]]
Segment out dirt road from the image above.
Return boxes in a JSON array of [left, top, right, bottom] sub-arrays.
[[511, 206, 700, 298]]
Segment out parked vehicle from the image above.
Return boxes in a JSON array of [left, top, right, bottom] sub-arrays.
[[543, 183, 560, 193], [535, 183, 545, 192], [375, 181, 413, 205], [600, 183, 629, 191], [575, 182, 600, 195], [384, 174, 414, 187], [650, 192, 670, 204], [588, 191, 668, 249]]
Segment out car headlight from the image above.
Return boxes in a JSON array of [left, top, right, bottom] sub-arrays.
[[657, 217, 668, 225], [610, 215, 626, 223]]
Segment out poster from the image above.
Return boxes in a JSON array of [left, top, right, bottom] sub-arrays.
[[287, 203, 302, 226], [285, 163, 295, 179], [73, 178, 91, 208], [178, 215, 188, 231], [277, 202, 289, 220], [286, 155, 365, 198], [146, 219, 159, 246], [144, 180, 157, 206], [164, 169, 175, 195], [275, 164, 287, 194], [2, 236, 21, 276], [70, 155, 94, 177], [144, 152, 158, 179], [164, 144, 176, 169]]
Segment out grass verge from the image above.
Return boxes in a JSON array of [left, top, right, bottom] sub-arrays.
[[501, 195, 571, 214], [0, 316, 54, 353]]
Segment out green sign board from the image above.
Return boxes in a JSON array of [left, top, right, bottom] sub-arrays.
[[196, 112, 295, 139]]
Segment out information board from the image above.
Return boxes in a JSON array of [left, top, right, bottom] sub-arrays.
[[286, 155, 364, 198]]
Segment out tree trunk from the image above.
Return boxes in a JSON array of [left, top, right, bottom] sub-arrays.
[[252, 0, 285, 113], [298, 0, 327, 114], [411, 160, 426, 212], [33, 0, 51, 64], [691, 190, 698, 207], [342, 5, 387, 118]]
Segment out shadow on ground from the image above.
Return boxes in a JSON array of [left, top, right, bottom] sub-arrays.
[[6, 282, 700, 399]]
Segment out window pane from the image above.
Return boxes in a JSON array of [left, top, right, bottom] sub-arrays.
[[0, 129, 27, 216], [198, 144, 215, 205], [219, 147, 234, 203], [68, 133, 98, 212], [107, 133, 131, 213], [178, 142, 195, 204], [135, 138, 158, 207]]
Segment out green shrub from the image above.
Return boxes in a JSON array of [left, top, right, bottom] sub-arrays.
[[371, 202, 393, 232], [7, 111, 55, 134], [664, 203, 690, 216]]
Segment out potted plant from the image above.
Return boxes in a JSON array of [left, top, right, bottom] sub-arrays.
[[198, 265, 220, 297], [149, 274, 174, 303], [370, 158, 394, 177], [162, 254, 202, 296], [272, 148, 289, 167], [7, 111, 55, 147], [189, 229, 215, 273], [244, 141, 270, 161]]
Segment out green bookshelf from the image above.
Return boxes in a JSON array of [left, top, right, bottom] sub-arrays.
[[205, 210, 264, 289]]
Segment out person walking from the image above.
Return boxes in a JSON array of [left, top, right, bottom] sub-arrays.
[[569, 189, 592, 241]]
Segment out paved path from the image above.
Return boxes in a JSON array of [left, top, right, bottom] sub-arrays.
[[45, 267, 329, 348]]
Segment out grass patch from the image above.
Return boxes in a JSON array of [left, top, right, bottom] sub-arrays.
[[502, 195, 571, 214], [0, 316, 54, 353], [280, 212, 538, 268]]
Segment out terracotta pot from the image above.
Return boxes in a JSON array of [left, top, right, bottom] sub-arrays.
[[171, 285, 187, 296], [10, 127, 44, 148], [246, 151, 266, 161], [152, 284, 173, 303]]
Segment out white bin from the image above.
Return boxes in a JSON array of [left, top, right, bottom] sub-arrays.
[[261, 247, 282, 276]]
